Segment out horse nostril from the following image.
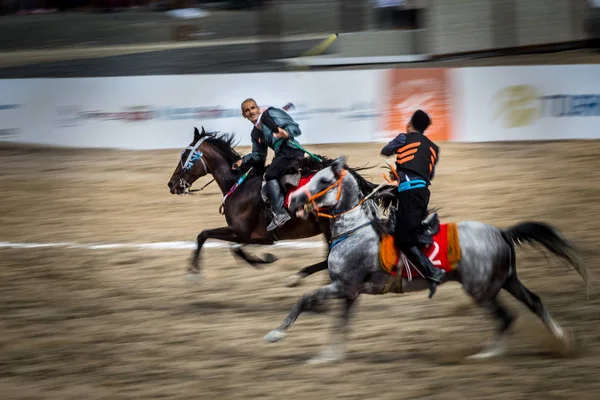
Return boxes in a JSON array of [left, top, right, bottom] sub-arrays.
[[167, 181, 173, 189]]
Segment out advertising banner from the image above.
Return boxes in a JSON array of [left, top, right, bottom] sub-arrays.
[[1, 65, 599, 150], [1, 70, 382, 150], [453, 65, 600, 142], [0, 79, 33, 143], [375, 68, 455, 142]]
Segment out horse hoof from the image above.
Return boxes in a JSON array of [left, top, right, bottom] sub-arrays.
[[466, 349, 504, 360], [306, 348, 346, 365], [284, 274, 303, 288], [466, 339, 506, 360], [264, 329, 286, 343], [554, 328, 576, 357], [186, 273, 202, 283], [263, 253, 278, 263]]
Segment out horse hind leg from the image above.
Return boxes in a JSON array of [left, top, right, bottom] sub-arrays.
[[285, 259, 329, 287], [467, 297, 515, 360], [285, 234, 332, 288], [503, 275, 575, 356]]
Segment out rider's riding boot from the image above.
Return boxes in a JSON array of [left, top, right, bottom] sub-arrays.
[[265, 179, 291, 232], [405, 245, 445, 299]]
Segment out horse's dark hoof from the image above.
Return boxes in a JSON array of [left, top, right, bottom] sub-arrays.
[[263, 253, 278, 263]]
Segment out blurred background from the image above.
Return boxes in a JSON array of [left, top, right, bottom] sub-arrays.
[[1, 1, 600, 400]]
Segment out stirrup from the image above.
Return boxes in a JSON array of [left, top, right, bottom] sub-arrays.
[[267, 211, 291, 231], [430, 267, 445, 283]]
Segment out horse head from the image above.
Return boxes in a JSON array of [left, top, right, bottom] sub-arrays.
[[167, 126, 211, 195], [167, 126, 242, 195], [288, 155, 363, 218]]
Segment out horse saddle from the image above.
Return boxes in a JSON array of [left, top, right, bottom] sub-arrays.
[[416, 212, 440, 246], [260, 171, 302, 206]]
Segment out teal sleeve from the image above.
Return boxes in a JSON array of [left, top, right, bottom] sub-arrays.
[[241, 136, 267, 166]]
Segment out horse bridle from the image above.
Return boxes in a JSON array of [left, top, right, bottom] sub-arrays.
[[303, 169, 369, 219], [178, 136, 210, 192], [303, 168, 386, 220]]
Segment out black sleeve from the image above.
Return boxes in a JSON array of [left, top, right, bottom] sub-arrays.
[[260, 108, 279, 132]]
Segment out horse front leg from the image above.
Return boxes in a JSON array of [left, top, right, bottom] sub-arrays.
[[264, 281, 345, 343], [308, 296, 357, 364], [230, 244, 278, 268], [189, 226, 240, 278]]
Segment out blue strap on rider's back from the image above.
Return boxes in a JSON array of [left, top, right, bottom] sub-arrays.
[[398, 179, 427, 192]]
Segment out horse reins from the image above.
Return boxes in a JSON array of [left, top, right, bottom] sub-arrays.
[[302, 168, 388, 249], [187, 178, 215, 194], [304, 169, 385, 220]]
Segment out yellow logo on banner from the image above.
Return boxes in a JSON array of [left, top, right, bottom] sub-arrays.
[[493, 85, 541, 128]]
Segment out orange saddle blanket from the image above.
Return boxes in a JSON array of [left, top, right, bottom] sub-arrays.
[[379, 223, 461, 278]]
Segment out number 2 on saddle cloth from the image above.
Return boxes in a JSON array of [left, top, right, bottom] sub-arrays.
[[380, 222, 462, 279]]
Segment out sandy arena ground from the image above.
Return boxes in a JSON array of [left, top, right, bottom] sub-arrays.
[[1, 140, 600, 400]]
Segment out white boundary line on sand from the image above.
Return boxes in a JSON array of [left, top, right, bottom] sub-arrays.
[[0, 240, 325, 250]]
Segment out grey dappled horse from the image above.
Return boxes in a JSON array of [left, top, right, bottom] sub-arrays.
[[263, 156, 592, 364]]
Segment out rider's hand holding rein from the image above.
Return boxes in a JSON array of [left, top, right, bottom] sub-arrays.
[[232, 159, 243, 170]]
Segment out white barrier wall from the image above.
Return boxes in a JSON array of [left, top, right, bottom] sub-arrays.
[[0, 71, 384, 150], [451, 65, 600, 142], [1, 65, 600, 150]]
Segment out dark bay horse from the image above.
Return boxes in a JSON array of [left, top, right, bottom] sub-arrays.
[[264, 156, 593, 363], [166, 127, 378, 282]]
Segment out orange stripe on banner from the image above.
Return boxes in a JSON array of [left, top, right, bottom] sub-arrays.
[[398, 155, 415, 164], [397, 148, 418, 159]]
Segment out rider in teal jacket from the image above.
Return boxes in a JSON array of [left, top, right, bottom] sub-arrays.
[[234, 98, 305, 232], [240, 106, 302, 166]]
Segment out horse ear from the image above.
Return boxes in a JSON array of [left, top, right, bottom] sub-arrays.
[[332, 155, 346, 177], [201, 126, 206, 136], [193, 127, 200, 141]]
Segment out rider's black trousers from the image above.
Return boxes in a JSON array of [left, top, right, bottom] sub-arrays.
[[264, 145, 304, 182], [394, 187, 430, 250]]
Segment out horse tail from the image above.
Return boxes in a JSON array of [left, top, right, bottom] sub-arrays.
[[502, 221, 593, 297]]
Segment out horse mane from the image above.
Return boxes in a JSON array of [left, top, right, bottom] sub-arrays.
[[299, 156, 396, 238], [295, 154, 379, 198], [202, 131, 242, 165]]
